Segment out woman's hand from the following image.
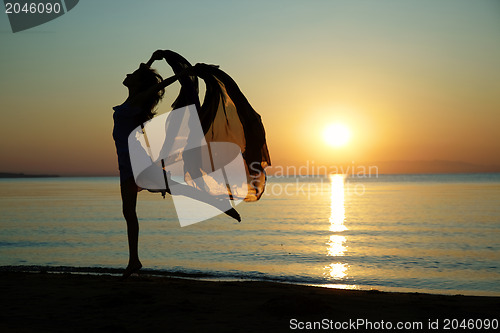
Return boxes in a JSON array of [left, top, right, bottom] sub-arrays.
[[145, 50, 168, 67], [151, 50, 165, 61]]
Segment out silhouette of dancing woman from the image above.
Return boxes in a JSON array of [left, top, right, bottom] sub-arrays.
[[113, 50, 192, 278], [114, 50, 271, 278]]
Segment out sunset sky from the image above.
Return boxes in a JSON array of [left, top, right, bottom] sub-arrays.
[[1, 0, 499, 175]]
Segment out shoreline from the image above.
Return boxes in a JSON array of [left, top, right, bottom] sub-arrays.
[[1, 269, 499, 332], [2, 265, 498, 298]]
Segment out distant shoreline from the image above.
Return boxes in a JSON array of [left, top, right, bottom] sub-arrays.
[[0, 172, 60, 178], [2, 172, 500, 179]]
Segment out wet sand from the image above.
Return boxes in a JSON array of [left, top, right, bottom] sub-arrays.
[[0, 270, 499, 332]]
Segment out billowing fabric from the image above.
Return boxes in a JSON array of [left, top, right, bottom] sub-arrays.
[[122, 51, 270, 203], [195, 64, 271, 201], [159, 52, 270, 201]]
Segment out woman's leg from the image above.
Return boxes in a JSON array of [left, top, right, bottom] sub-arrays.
[[120, 178, 142, 277]]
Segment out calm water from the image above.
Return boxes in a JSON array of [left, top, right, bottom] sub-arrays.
[[1, 174, 499, 296]]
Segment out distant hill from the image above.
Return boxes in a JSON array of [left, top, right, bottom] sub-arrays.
[[0, 172, 59, 178], [371, 160, 500, 174]]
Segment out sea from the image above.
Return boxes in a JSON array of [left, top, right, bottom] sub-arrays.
[[1, 174, 499, 296]]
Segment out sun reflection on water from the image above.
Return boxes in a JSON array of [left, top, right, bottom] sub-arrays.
[[327, 235, 347, 257], [325, 174, 349, 280], [329, 174, 347, 233], [325, 263, 348, 279]]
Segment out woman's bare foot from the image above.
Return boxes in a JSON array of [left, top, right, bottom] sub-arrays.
[[122, 260, 143, 279]]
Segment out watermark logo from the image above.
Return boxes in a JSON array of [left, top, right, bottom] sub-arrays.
[[128, 104, 248, 227], [4, 0, 79, 33]]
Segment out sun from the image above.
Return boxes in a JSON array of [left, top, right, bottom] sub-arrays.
[[323, 123, 351, 147]]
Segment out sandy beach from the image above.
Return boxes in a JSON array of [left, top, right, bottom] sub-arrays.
[[1, 269, 498, 332]]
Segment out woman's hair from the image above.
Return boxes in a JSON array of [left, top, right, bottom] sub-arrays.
[[137, 63, 165, 120]]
